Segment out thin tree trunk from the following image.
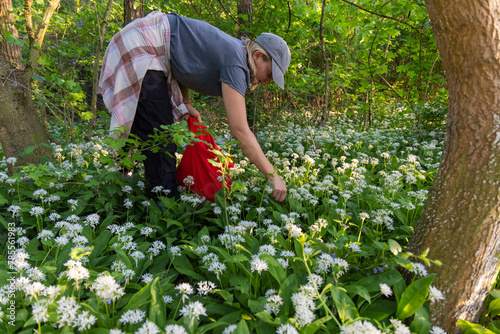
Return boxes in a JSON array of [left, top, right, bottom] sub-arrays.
[[123, 0, 144, 26], [407, 0, 500, 332], [89, 0, 114, 137], [237, 0, 253, 38], [318, 0, 329, 128]]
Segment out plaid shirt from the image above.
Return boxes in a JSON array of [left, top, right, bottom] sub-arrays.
[[97, 11, 188, 137]]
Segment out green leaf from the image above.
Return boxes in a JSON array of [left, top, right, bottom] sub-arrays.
[[172, 255, 205, 281], [490, 290, 500, 300], [248, 297, 267, 314], [331, 287, 359, 323], [2, 29, 23, 46], [255, 311, 280, 326], [90, 230, 111, 260], [410, 303, 431, 334], [198, 311, 242, 332], [124, 279, 152, 310], [354, 269, 404, 293], [261, 254, 286, 285], [489, 299, 500, 318], [303, 315, 333, 334], [113, 247, 133, 269], [230, 275, 251, 295], [458, 320, 496, 333], [487, 320, 500, 333], [396, 274, 435, 320], [359, 299, 396, 321], [80, 111, 94, 121], [0, 193, 8, 206], [148, 278, 166, 328], [388, 239, 402, 255], [281, 274, 298, 316], [235, 319, 251, 334], [393, 275, 407, 304], [17, 145, 36, 158], [345, 284, 371, 304]]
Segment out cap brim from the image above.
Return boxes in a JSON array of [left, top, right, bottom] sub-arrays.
[[272, 59, 285, 90]]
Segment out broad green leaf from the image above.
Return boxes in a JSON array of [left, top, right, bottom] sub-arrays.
[[0, 193, 7, 206], [198, 311, 242, 332], [331, 288, 359, 323], [303, 315, 333, 334], [281, 274, 298, 316], [261, 253, 286, 285], [172, 255, 205, 281], [255, 311, 280, 326], [490, 290, 500, 299], [113, 247, 133, 269], [124, 280, 152, 310], [90, 230, 111, 259], [458, 320, 496, 334], [225, 254, 250, 263], [148, 278, 166, 328], [17, 145, 36, 157], [344, 284, 371, 304], [360, 299, 396, 321], [487, 320, 500, 333], [388, 239, 402, 255], [248, 297, 267, 314], [393, 275, 407, 304], [214, 289, 234, 303], [354, 269, 404, 293], [410, 303, 431, 334], [235, 319, 251, 334], [396, 274, 435, 320], [230, 275, 251, 295], [206, 303, 242, 316], [489, 299, 500, 318]]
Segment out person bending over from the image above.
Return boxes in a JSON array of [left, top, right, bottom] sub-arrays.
[[98, 11, 291, 202]]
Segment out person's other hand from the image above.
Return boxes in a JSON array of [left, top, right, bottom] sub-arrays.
[[268, 174, 287, 202], [186, 104, 202, 123]]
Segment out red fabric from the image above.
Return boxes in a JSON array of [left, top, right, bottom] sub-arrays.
[[175, 117, 234, 202]]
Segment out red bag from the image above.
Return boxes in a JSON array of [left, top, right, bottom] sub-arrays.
[[175, 117, 234, 202]]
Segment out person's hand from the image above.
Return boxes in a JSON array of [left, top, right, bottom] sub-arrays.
[[185, 103, 202, 123], [268, 173, 287, 202]]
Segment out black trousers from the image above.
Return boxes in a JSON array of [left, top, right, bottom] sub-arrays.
[[130, 70, 178, 198]]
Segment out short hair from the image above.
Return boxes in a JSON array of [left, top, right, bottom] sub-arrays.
[[242, 37, 271, 90]]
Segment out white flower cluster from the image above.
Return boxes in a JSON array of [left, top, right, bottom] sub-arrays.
[[91, 274, 125, 302]]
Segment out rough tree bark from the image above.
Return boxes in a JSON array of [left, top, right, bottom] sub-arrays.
[[237, 0, 253, 38], [406, 0, 500, 332], [123, 0, 144, 26], [0, 0, 54, 173]]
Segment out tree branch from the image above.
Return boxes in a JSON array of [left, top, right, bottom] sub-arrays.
[[339, 0, 429, 39], [217, 0, 240, 27], [34, 0, 60, 47], [23, 0, 34, 42]]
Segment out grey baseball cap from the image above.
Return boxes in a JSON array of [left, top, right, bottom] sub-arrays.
[[254, 33, 291, 89]]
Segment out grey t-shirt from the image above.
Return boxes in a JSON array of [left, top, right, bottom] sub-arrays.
[[168, 13, 250, 97]]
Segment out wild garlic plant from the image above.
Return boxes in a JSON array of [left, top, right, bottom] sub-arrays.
[[0, 117, 447, 333]]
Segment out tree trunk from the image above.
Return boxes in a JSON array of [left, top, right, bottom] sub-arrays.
[[237, 0, 253, 38], [407, 0, 500, 332], [0, 0, 53, 173], [89, 0, 114, 137], [123, 0, 144, 26], [318, 0, 329, 128]]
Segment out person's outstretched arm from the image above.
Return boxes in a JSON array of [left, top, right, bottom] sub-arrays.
[[222, 82, 287, 202]]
